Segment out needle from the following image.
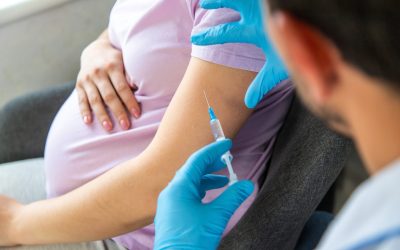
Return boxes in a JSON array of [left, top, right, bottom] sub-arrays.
[[203, 90, 211, 108], [203, 89, 238, 185]]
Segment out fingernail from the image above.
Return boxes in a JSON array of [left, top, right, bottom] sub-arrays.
[[132, 109, 140, 119], [120, 119, 130, 130], [83, 116, 91, 124], [102, 121, 112, 131]]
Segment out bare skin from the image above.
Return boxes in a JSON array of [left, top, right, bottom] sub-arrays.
[[76, 30, 141, 131], [0, 57, 257, 246], [267, 11, 400, 174]]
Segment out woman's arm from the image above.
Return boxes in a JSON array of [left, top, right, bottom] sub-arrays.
[[10, 58, 256, 245]]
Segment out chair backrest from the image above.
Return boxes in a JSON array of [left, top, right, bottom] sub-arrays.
[[0, 82, 74, 164], [219, 95, 352, 250]]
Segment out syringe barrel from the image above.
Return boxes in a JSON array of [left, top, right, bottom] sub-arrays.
[[209, 117, 237, 184], [210, 119, 226, 141]]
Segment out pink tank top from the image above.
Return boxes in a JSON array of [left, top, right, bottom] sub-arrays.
[[44, 1, 294, 249]]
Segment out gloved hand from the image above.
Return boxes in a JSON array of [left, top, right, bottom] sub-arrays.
[[154, 139, 254, 250], [191, 0, 289, 108]]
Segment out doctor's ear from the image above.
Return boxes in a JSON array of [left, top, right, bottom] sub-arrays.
[[267, 11, 342, 104]]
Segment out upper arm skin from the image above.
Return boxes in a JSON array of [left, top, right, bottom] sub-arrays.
[[148, 57, 255, 173], [17, 57, 257, 244]]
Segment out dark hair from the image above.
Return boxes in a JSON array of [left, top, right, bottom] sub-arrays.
[[267, 0, 400, 90]]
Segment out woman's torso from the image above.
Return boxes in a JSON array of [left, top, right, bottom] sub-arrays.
[[44, 0, 294, 249]]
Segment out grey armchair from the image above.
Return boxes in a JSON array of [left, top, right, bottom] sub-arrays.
[[0, 82, 74, 164], [220, 96, 352, 250]]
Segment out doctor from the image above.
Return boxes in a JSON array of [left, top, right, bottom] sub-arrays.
[[153, 0, 400, 249]]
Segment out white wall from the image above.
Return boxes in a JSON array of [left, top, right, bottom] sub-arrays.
[[0, 0, 115, 107]]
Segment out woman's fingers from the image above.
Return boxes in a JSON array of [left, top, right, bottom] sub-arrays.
[[94, 72, 131, 130], [76, 85, 92, 124], [77, 68, 136, 131], [82, 80, 113, 131], [77, 38, 137, 130], [109, 68, 141, 119]]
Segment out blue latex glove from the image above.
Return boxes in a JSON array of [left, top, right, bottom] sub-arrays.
[[191, 0, 289, 108], [154, 139, 254, 250]]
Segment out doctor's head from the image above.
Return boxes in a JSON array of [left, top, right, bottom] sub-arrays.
[[263, 0, 400, 139]]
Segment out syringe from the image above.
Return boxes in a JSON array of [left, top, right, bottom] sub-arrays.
[[203, 91, 238, 185]]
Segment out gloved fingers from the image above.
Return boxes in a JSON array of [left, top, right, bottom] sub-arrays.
[[206, 159, 227, 173], [244, 62, 290, 108], [191, 22, 244, 46], [245, 65, 269, 108], [201, 175, 229, 192], [211, 180, 254, 217], [200, 0, 241, 11], [179, 139, 232, 184]]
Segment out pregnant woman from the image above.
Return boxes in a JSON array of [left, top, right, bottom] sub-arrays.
[[0, 0, 293, 249]]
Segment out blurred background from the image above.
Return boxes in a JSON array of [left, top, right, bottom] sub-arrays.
[[0, 0, 115, 107]]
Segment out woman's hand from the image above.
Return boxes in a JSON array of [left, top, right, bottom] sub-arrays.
[[76, 30, 141, 131], [0, 195, 23, 247]]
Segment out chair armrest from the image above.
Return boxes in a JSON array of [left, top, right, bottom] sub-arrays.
[[0, 82, 74, 164]]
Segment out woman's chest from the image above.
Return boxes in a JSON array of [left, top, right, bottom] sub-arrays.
[[108, 0, 195, 97]]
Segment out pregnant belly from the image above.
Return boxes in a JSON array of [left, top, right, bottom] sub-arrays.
[[44, 90, 167, 198]]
